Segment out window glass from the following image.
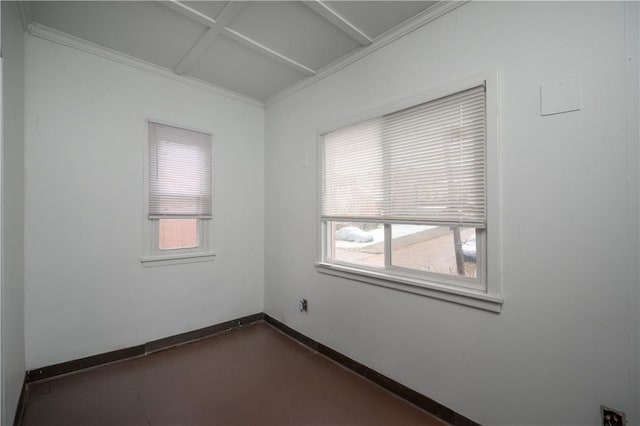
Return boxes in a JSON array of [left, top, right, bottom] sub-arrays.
[[391, 226, 477, 278], [159, 218, 198, 250], [329, 222, 384, 268]]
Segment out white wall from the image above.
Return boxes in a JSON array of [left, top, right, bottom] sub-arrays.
[[1, 1, 25, 424], [264, 2, 639, 425], [630, 0, 640, 417], [24, 35, 265, 369]]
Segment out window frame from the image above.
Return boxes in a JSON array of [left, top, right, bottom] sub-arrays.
[[141, 119, 215, 267], [316, 70, 502, 312]]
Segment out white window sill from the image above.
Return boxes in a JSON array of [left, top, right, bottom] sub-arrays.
[[316, 262, 503, 313], [141, 252, 216, 268]]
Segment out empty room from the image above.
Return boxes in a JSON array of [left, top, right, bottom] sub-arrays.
[[1, 1, 639, 425]]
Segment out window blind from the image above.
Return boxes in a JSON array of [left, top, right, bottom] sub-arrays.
[[148, 121, 212, 218], [320, 85, 486, 227]]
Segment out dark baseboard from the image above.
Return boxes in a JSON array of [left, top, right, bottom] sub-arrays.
[[145, 312, 264, 353], [25, 312, 264, 384], [264, 314, 479, 426], [25, 344, 146, 383], [13, 373, 27, 426]]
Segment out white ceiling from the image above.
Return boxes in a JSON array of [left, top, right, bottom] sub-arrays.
[[24, 1, 445, 104]]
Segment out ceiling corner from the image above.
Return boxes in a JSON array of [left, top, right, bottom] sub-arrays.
[[17, 1, 34, 32]]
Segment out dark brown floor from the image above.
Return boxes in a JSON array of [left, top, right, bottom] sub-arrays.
[[22, 322, 446, 426]]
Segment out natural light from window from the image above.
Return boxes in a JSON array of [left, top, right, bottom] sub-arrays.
[[328, 222, 477, 278], [159, 218, 198, 250]]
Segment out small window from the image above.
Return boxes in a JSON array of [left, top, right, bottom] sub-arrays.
[[318, 82, 501, 311], [142, 121, 214, 266]]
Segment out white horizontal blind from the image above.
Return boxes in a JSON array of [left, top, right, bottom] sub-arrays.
[[320, 85, 486, 227], [148, 122, 212, 218]]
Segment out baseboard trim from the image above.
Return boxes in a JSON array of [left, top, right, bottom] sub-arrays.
[[145, 312, 264, 354], [25, 344, 146, 383], [263, 314, 479, 426], [25, 312, 264, 384]]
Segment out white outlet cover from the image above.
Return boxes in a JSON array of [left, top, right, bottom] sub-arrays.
[[540, 74, 582, 116]]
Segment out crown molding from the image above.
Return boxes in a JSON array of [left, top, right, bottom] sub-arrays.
[[28, 22, 265, 108], [264, 0, 469, 107]]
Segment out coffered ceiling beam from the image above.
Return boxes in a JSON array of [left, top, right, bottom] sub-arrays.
[[304, 1, 371, 46], [222, 28, 316, 76], [174, 1, 247, 75], [162, 0, 216, 27], [174, 27, 223, 75], [165, 1, 316, 77]]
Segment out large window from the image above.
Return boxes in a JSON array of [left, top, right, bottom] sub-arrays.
[[142, 121, 214, 266], [318, 81, 501, 311]]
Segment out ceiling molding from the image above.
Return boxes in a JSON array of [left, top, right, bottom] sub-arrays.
[[28, 22, 264, 108], [304, 1, 371, 46], [222, 28, 316, 76], [17, 1, 34, 32], [174, 1, 247, 75], [265, 1, 468, 106]]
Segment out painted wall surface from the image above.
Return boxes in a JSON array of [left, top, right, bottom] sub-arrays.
[[629, 0, 640, 416], [1, 2, 25, 424], [24, 35, 265, 369], [264, 2, 639, 425]]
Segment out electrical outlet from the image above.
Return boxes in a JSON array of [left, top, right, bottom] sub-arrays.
[[601, 406, 625, 426], [299, 299, 308, 312]]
